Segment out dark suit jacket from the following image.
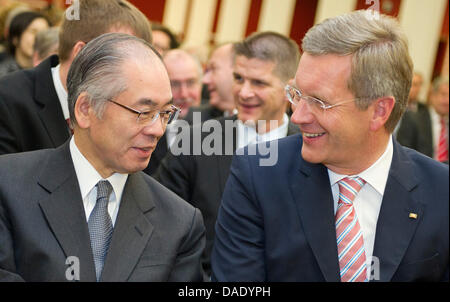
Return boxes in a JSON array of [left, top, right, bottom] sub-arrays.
[[184, 104, 224, 125], [143, 105, 224, 176], [154, 116, 300, 275], [397, 106, 434, 158], [212, 134, 449, 282], [0, 55, 69, 155], [0, 141, 206, 281]]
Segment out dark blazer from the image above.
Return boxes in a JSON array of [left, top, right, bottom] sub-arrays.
[[0, 55, 69, 155], [143, 105, 224, 176], [397, 106, 434, 158], [211, 134, 449, 281], [0, 141, 206, 282], [184, 104, 224, 125], [154, 116, 300, 275]]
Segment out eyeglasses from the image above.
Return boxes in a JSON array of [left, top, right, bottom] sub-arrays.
[[107, 99, 180, 126], [285, 84, 356, 112]]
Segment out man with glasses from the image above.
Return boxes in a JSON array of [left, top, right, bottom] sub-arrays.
[[211, 11, 448, 282], [0, 33, 206, 282], [143, 49, 203, 175], [155, 32, 300, 277], [0, 0, 153, 155]]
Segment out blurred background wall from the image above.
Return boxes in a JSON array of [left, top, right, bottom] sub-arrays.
[[18, 0, 449, 100]]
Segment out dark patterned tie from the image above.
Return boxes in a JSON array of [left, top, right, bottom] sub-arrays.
[[88, 180, 113, 281]]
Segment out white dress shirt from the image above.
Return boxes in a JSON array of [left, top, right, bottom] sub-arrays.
[[69, 137, 128, 226], [328, 135, 393, 280], [51, 64, 69, 120], [236, 113, 289, 150]]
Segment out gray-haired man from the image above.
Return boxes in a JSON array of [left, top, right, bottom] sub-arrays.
[[0, 33, 206, 282]]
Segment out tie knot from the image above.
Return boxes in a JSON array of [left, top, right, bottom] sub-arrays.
[[338, 176, 366, 205], [96, 180, 112, 201]]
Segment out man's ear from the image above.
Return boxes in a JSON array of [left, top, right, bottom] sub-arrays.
[[70, 41, 86, 62], [74, 93, 92, 129], [369, 97, 395, 131]]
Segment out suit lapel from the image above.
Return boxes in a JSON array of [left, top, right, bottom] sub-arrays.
[[290, 157, 341, 281], [372, 140, 422, 281], [101, 173, 155, 281], [34, 55, 70, 147], [37, 142, 97, 281]]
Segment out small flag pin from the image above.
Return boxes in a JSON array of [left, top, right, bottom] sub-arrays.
[[409, 213, 418, 219]]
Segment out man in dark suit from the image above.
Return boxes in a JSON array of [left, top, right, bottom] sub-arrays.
[[397, 77, 449, 163], [0, 0, 152, 155], [0, 33, 205, 282], [155, 32, 300, 276], [211, 11, 448, 282]]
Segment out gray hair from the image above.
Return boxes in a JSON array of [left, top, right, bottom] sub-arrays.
[[233, 31, 300, 82], [67, 33, 161, 126], [34, 27, 59, 60], [431, 76, 449, 93], [302, 10, 413, 133]]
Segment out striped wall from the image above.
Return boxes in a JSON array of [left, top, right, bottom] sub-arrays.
[[130, 0, 449, 90]]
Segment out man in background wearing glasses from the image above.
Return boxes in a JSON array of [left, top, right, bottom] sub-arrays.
[[0, 33, 206, 282], [211, 10, 448, 282]]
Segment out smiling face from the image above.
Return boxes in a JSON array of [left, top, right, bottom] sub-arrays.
[[291, 53, 376, 174], [80, 57, 172, 177], [233, 55, 287, 131]]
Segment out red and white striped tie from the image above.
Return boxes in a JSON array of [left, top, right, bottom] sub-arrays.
[[335, 176, 367, 282], [437, 117, 448, 163]]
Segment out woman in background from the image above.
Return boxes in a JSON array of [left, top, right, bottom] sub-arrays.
[[0, 11, 49, 78]]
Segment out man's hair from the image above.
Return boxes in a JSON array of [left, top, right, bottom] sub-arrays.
[[59, 0, 152, 62], [34, 27, 59, 60], [430, 76, 449, 94], [67, 33, 161, 127], [233, 31, 300, 82], [151, 22, 179, 49], [302, 10, 413, 133]]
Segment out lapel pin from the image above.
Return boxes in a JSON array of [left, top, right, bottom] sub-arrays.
[[409, 213, 418, 219]]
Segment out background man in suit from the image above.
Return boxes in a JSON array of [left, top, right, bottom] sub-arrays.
[[184, 43, 237, 125], [397, 77, 449, 163], [155, 32, 300, 276], [407, 71, 426, 113], [0, 33, 205, 282], [0, 0, 152, 155], [212, 11, 448, 282]]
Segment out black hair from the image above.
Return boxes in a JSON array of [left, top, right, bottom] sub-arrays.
[[7, 11, 50, 55], [151, 23, 180, 49]]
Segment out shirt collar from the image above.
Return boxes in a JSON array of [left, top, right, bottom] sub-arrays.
[[69, 137, 128, 202], [328, 135, 394, 195], [51, 64, 69, 119], [237, 113, 289, 149]]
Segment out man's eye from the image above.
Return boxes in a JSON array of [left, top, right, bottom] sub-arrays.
[[252, 80, 266, 87], [233, 74, 243, 83], [139, 111, 156, 121]]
